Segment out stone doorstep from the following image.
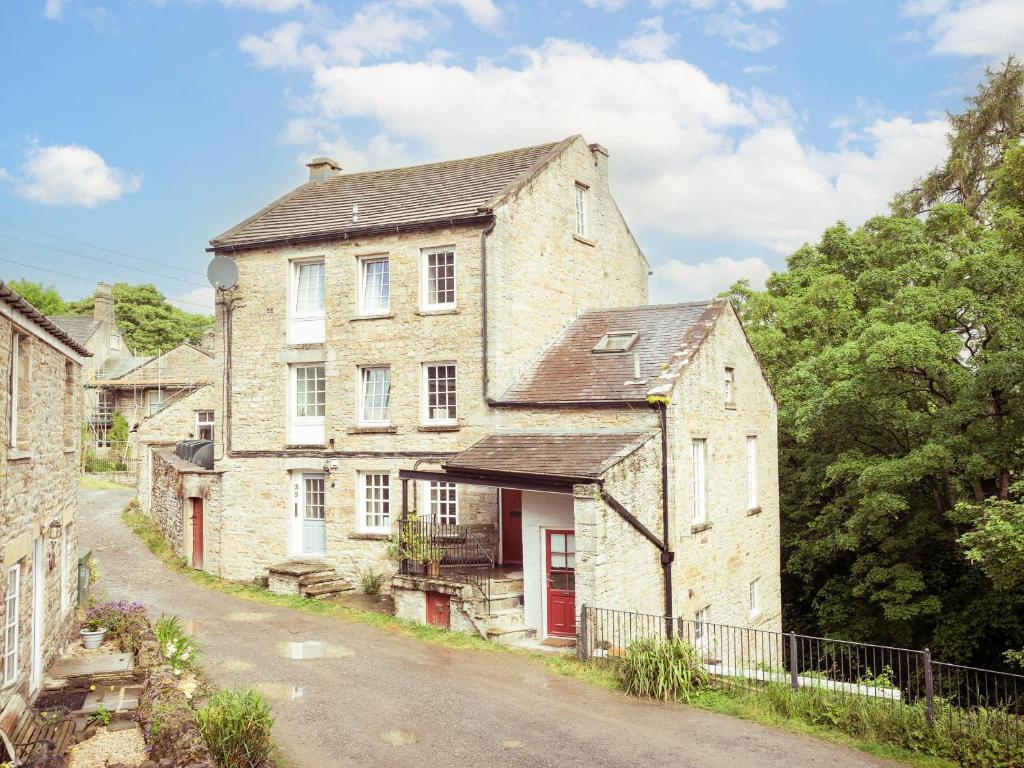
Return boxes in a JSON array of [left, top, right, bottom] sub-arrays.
[[488, 578, 525, 596], [486, 627, 537, 645], [267, 560, 335, 577], [298, 570, 344, 587], [302, 579, 355, 598]]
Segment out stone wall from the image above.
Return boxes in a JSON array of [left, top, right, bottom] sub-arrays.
[[150, 449, 223, 568], [668, 304, 782, 631], [487, 138, 649, 397], [0, 309, 83, 707]]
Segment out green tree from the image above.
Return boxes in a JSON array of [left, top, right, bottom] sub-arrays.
[[9, 279, 67, 314], [892, 57, 1024, 219], [65, 282, 213, 355]]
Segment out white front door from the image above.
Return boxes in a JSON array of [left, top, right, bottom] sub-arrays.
[[291, 473, 326, 556], [30, 538, 44, 693]]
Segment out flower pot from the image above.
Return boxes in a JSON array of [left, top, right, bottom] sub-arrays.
[[80, 628, 107, 650], [426, 560, 441, 578]]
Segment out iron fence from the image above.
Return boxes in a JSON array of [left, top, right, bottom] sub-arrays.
[[579, 605, 1023, 757], [397, 519, 496, 611]]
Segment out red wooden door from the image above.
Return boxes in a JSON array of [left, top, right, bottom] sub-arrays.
[[425, 591, 450, 629], [545, 530, 576, 637], [500, 489, 523, 565], [191, 498, 204, 570]]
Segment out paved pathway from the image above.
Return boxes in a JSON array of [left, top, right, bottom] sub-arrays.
[[79, 487, 902, 768]]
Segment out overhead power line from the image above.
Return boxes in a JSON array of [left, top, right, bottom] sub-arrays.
[[0, 233, 208, 288], [0, 255, 213, 311], [0, 219, 207, 277]]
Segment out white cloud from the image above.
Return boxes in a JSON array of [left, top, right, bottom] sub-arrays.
[[743, 64, 777, 75], [905, 0, 1024, 57], [659, 256, 772, 300], [170, 287, 215, 313], [705, 8, 781, 51], [44, 0, 67, 18], [325, 4, 430, 64], [218, 0, 310, 11], [0, 169, 10, 183], [6, 144, 141, 207], [300, 39, 947, 254], [239, 21, 322, 68], [618, 16, 675, 60], [582, 0, 630, 9]]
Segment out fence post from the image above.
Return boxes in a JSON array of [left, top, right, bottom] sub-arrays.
[[789, 631, 799, 691], [578, 604, 588, 662], [923, 648, 934, 726]]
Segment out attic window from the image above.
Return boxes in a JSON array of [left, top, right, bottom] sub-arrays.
[[592, 332, 637, 353]]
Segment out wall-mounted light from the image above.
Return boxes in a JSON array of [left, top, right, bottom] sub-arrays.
[[47, 520, 63, 542]]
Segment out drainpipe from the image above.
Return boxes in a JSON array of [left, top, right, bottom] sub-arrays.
[[659, 402, 675, 636], [479, 212, 496, 401]]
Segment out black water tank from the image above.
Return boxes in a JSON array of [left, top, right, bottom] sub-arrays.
[[192, 441, 214, 470]]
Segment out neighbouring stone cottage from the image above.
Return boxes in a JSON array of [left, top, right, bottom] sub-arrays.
[[1, 280, 88, 706], [151, 136, 781, 644]]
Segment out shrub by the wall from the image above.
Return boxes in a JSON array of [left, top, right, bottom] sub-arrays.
[[196, 689, 276, 768], [137, 672, 216, 768]]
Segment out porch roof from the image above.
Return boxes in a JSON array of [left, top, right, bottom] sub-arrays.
[[442, 430, 657, 483]]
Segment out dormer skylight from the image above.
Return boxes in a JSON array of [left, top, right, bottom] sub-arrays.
[[592, 332, 638, 353]]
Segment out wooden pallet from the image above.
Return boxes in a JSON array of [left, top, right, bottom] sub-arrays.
[[3, 706, 75, 764]]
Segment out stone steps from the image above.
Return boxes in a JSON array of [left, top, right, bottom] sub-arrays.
[[486, 626, 537, 645], [303, 579, 355, 598], [268, 559, 351, 598]]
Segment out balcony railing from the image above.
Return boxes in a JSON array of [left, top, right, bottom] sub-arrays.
[[397, 518, 496, 611]]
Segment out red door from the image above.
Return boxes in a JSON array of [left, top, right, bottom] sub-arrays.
[[545, 530, 576, 637], [425, 591, 450, 629], [191, 498, 204, 570], [500, 489, 523, 565]]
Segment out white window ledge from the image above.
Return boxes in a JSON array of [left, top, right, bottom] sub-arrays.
[[8, 449, 34, 461], [573, 233, 597, 247]]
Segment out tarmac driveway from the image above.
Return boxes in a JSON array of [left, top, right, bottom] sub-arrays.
[[79, 487, 902, 768]]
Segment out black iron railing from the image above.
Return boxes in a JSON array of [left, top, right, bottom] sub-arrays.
[[579, 605, 1024, 759], [397, 519, 496, 611]]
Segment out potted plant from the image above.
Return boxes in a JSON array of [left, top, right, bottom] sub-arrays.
[[424, 542, 443, 578], [388, 514, 444, 577], [80, 617, 107, 649]]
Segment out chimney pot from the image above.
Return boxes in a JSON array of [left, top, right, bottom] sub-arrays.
[[306, 156, 342, 182], [94, 282, 115, 327]]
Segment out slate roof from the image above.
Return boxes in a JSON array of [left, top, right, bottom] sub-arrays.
[[210, 138, 573, 250], [0, 282, 91, 356], [49, 315, 100, 346], [97, 356, 153, 381], [501, 301, 725, 404], [445, 431, 657, 481]]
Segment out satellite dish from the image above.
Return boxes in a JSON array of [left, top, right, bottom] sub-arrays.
[[207, 256, 238, 290]]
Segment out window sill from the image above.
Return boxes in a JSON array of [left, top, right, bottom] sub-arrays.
[[418, 424, 461, 433], [573, 233, 597, 247], [284, 443, 326, 449], [690, 522, 713, 534], [8, 449, 34, 461], [347, 426, 398, 434], [724, 402, 737, 411], [350, 313, 394, 322], [64, 445, 77, 454], [350, 532, 391, 541], [746, 507, 762, 517], [416, 308, 459, 317]]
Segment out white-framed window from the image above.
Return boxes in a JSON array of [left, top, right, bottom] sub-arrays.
[[746, 435, 758, 510], [724, 366, 735, 405], [693, 605, 710, 647], [8, 332, 20, 449], [422, 362, 457, 424], [749, 578, 761, 617], [110, 333, 122, 353], [574, 183, 589, 237], [692, 438, 707, 523], [196, 410, 215, 441], [421, 248, 456, 310], [289, 364, 326, 444], [426, 481, 458, 525], [592, 332, 637, 353], [289, 259, 326, 343], [358, 472, 392, 533], [358, 367, 391, 426], [3, 564, 19, 688], [358, 255, 390, 316], [147, 389, 165, 417]]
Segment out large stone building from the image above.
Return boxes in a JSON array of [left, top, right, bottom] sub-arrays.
[[152, 136, 781, 644], [1, 281, 88, 704]]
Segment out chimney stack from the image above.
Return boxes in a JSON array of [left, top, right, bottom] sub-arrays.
[[306, 157, 342, 182], [94, 282, 115, 327], [589, 142, 609, 178]]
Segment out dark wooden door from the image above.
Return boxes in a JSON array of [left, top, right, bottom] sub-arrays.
[[425, 591, 450, 629], [545, 530, 576, 637], [500, 489, 523, 565], [191, 498, 204, 570]]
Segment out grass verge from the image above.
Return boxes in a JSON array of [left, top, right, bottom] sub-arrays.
[[122, 502, 951, 767], [81, 475, 134, 490]]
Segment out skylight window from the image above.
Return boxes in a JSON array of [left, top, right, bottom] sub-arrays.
[[592, 332, 638, 353]]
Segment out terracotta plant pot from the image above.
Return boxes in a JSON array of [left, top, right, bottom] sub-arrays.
[[80, 628, 107, 650], [426, 561, 441, 578]]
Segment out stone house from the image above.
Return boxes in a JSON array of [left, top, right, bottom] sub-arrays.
[[1, 281, 88, 705], [152, 136, 781, 644]]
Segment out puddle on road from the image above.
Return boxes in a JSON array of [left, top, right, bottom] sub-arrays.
[[253, 682, 305, 701], [380, 730, 421, 746], [277, 641, 354, 660], [219, 658, 254, 672], [226, 611, 273, 622], [502, 740, 524, 750]]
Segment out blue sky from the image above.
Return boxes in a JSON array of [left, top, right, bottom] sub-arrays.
[[0, 0, 1020, 312]]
